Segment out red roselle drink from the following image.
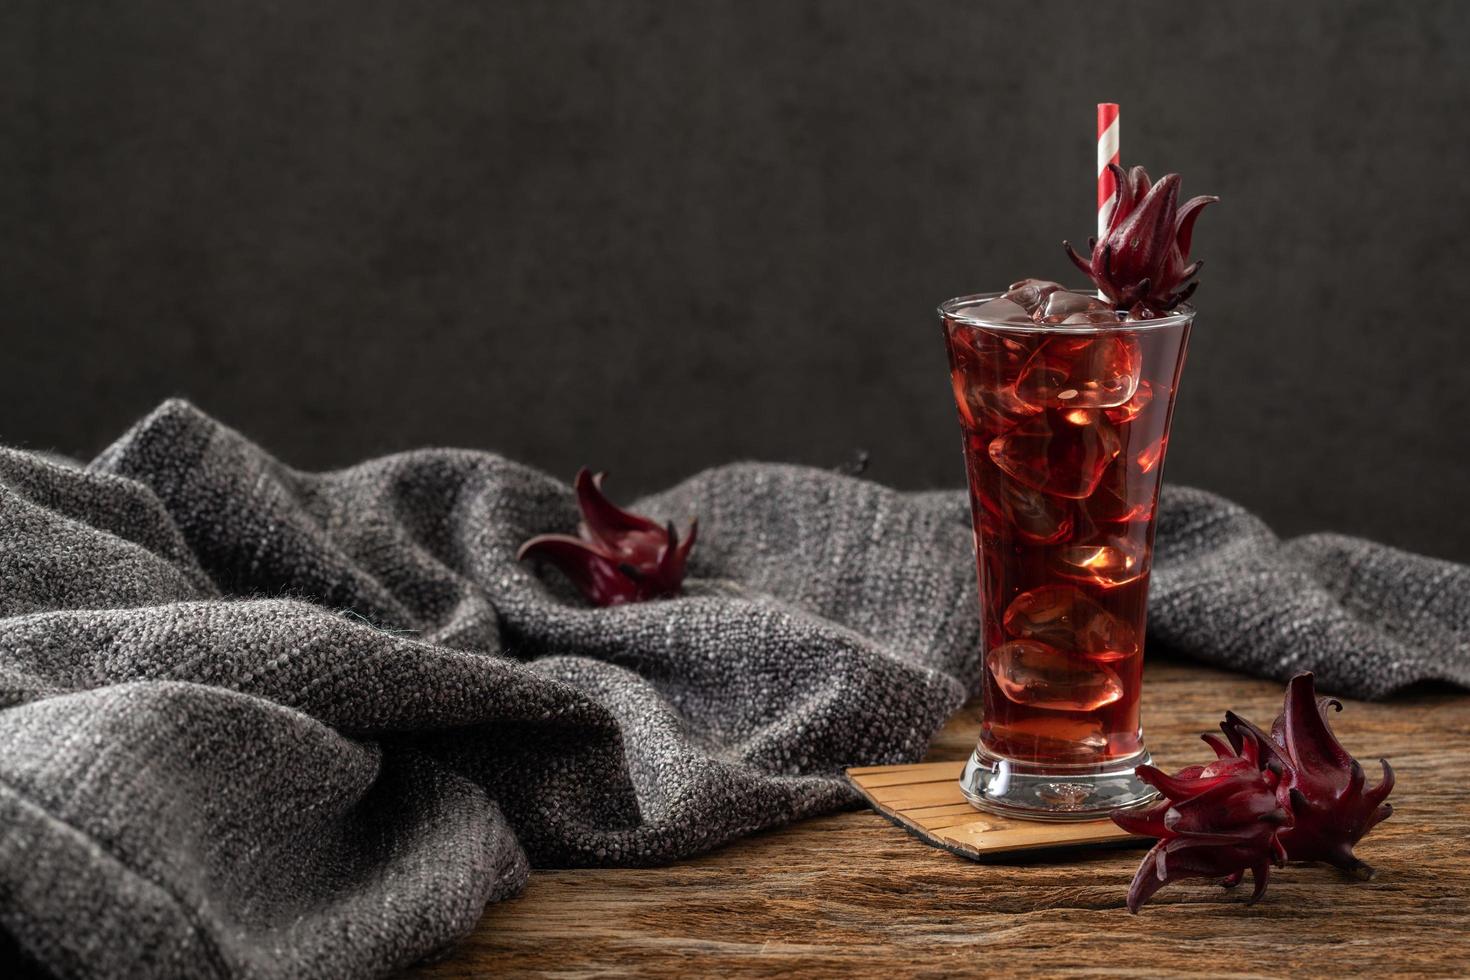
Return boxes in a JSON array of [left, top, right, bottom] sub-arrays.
[[942, 284, 1192, 820]]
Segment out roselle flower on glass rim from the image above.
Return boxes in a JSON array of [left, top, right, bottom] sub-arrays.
[[1064, 163, 1218, 313], [517, 468, 697, 607]]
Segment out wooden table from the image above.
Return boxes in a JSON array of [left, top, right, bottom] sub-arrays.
[[415, 659, 1470, 977]]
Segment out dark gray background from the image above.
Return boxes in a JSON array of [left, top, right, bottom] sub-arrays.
[[3, 1, 1467, 559]]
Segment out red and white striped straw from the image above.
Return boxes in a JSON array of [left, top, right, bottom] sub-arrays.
[[1097, 103, 1120, 241]]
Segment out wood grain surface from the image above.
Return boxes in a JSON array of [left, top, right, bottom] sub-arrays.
[[412, 658, 1470, 978]]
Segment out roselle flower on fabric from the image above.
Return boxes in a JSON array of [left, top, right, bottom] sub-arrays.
[[518, 468, 697, 606]]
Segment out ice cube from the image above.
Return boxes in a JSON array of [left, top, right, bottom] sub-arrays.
[[1102, 380, 1155, 423], [951, 372, 1040, 435], [1033, 290, 1123, 325], [987, 413, 1121, 499], [1085, 456, 1155, 524], [985, 716, 1109, 762], [973, 462, 1074, 544], [1015, 334, 1142, 410], [1001, 279, 1065, 315], [966, 296, 1035, 325], [1060, 311, 1126, 325], [997, 479, 1074, 544], [1051, 538, 1147, 588], [1002, 585, 1139, 660], [1088, 387, 1170, 523], [987, 639, 1124, 711], [946, 321, 1036, 381]]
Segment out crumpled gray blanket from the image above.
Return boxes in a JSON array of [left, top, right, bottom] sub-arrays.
[[0, 400, 1464, 979]]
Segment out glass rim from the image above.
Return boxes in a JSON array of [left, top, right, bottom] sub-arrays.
[[938, 289, 1195, 334]]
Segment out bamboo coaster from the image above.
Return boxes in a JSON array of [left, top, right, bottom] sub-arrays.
[[847, 760, 1145, 860]]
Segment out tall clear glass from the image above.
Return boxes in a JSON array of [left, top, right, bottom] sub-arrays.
[[940, 292, 1192, 820]]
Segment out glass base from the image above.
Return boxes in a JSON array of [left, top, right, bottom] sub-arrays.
[[958, 744, 1159, 822]]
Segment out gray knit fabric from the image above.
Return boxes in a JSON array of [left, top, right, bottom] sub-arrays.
[[0, 400, 1464, 978]]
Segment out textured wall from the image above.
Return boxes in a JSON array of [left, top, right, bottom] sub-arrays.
[[3, 0, 1467, 558]]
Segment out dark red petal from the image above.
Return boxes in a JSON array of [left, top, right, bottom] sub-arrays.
[[1119, 279, 1149, 309], [1131, 839, 1275, 913], [1223, 711, 1286, 769], [1364, 758, 1395, 809], [1135, 764, 1233, 801], [1343, 758, 1366, 800], [576, 468, 662, 547], [676, 517, 698, 568], [1125, 845, 1168, 913], [1245, 862, 1272, 905], [1173, 194, 1218, 259], [1198, 755, 1257, 779], [1170, 786, 1286, 833], [1220, 717, 1246, 755], [652, 521, 682, 592], [1157, 828, 1269, 850], [1365, 801, 1394, 837], [648, 518, 697, 594], [517, 534, 639, 606], [1201, 732, 1234, 760], [1165, 280, 1200, 309], [1134, 175, 1181, 255], [1107, 162, 1135, 225], [1063, 240, 1093, 278], [1129, 165, 1152, 201], [1112, 801, 1170, 837], [1280, 673, 1355, 772]]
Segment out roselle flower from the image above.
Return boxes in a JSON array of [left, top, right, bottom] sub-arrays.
[[1116, 672, 1396, 912], [1227, 673, 1396, 880], [1113, 724, 1290, 914], [1064, 164, 1217, 312], [517, 468, 696, 606]]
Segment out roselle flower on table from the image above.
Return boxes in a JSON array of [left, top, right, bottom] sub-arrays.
[[1234, 674, 1396, 879], [1064, 163, 1217, 313], [1113, 722, 1291, 913], [1114, 672, 1395, 912], [518, 468, 697, 606]]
